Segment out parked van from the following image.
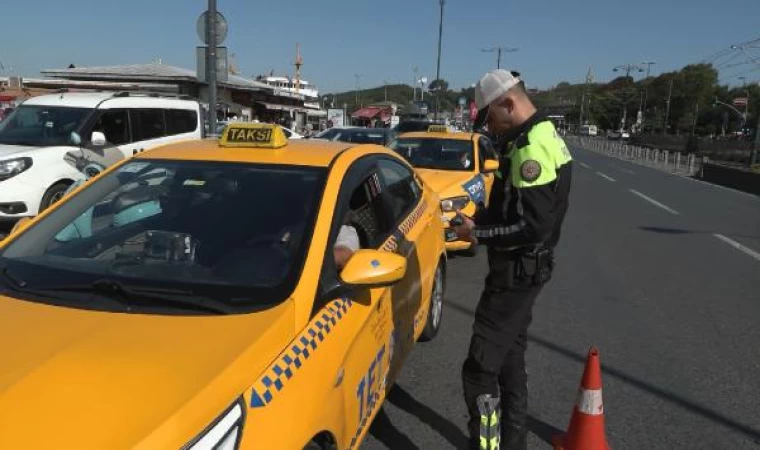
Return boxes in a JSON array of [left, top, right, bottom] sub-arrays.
[[0, 91, 202, 220]]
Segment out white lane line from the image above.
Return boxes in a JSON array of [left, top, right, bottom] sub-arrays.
[[613, 166, 636, 175], [628, 189, 680, 215], [596, 172, 616, 182], [713, 234, 760, 262], [579, 162, 591, 169]]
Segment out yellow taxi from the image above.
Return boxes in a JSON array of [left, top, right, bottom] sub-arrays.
[[0, 123, 447, 450], [388, 125, 500, 254]]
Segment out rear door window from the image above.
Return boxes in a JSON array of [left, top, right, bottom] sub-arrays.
[[130, 109, 166, 141], [166, 109, 198, 136]]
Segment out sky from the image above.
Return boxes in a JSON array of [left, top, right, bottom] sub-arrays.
[[2, 0, 759, 94]]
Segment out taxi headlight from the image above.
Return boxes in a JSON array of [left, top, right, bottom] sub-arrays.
[[441, 196, 470, 212], [184, 398, 245, 450], [0, 157, 33, 182]]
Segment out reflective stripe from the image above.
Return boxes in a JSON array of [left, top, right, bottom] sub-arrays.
[[576, 388, 604, 416], [473, 221, 526, 239], [477, 395, 500, 450], [480, 436, 499, 450]]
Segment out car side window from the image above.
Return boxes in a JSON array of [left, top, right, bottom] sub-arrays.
[[93, 109, 130, 145], [479, 137, 498, 160], [130, 109, 166, 142], [166, 109, 198, 136], [377, 159, 420, 225], [343, 171, 393, 249]]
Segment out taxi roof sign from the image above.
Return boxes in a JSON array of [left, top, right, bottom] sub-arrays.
[[427, 125, 449, 133], [219, 123, 288, 149]]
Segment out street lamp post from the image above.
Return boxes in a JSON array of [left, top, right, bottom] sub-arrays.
[[434, 0, 444, 121], [354, 74, 362, 109], [206, 0, 218, 137], [481, 46, 519, 69], [739, 76, 749, 133], [641, 61, 656, 131], [613, 63, 644, 131]]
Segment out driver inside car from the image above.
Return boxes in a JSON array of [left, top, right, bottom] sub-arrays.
[[334, 211, 360, 271]]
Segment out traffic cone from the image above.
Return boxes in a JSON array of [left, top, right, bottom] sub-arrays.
[[553, 346, 611, 450]]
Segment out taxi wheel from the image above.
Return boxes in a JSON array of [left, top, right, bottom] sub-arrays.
[[419, 262, 445, 342]]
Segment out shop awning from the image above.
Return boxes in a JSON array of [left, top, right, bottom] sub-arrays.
[[352, 106, 393, 121], [351, 106, 383, 119]]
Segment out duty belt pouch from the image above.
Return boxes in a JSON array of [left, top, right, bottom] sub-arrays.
[[518, 247, 554, 286]]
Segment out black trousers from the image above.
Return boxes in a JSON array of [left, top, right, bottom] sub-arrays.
[[462, 249, 544, 450]]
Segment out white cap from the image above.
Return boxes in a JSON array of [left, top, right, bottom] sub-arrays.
[[475, 69, 521, 110]]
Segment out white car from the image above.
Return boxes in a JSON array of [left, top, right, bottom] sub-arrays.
[[0, 92, 202, 220], [280, 126, 303, 139]]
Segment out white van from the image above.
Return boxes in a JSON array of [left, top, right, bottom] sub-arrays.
[[0, 91, 202, 220]]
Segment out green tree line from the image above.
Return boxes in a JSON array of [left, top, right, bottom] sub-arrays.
[[327, 64, 758, 137]]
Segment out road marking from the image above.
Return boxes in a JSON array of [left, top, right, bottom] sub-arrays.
[[613, 166, 636, 175], [579, 162, 590, 169], [713, 234, 760, 262], [596, 172, 616, 182], [628, 189, 680, 215]]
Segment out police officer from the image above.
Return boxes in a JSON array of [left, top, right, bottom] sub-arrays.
[[453, 69, 573, 450]]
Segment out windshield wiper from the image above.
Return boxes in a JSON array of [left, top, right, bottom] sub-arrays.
[[24, 279, 233, 315]]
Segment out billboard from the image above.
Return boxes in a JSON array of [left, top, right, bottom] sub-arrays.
[[327, 108, 346, 128]]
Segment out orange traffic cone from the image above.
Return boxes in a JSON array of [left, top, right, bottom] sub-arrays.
[[553, 346, 611, 450]]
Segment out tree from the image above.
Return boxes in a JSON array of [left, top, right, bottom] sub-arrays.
[[428, 79, 449, 92]]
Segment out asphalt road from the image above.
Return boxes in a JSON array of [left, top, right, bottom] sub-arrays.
[[362, 146, 760, 449]]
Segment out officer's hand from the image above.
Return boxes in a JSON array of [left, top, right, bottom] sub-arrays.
[[452, 214, 478, 245]]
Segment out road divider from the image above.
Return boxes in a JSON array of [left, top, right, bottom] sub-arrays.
[[713, 234, 760, 262], [629, 189, 680, 215], [595, 172, 616, 182]]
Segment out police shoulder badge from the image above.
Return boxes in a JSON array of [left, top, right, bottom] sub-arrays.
[[520, 160, 542, 182]]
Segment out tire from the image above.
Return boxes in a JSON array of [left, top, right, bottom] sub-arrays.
[[40, 182, 72, 212], [419, 262, 445, 342], [303, 437, 337, 450]]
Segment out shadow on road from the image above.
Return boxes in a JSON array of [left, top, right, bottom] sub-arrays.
[[527, 415, 565, 446], [444, 299, 760, 444], [639, 226, 760, 240], [368, 407, 420, 450], [369, 384, 470, 449]]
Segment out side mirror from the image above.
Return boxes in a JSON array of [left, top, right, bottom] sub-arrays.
[[340, 250, 407, 288], [482, 159, 500, 173], [90, 131, 107, 146]]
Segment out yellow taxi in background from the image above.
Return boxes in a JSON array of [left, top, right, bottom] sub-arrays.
[[388, 125, 500, 254], [0, 124, 447, 450]]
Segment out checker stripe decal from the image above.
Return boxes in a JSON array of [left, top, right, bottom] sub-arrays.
[[250, 297, 354, 408]]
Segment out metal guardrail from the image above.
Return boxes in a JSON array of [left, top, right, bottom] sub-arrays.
[[566, 136, 705, 177]]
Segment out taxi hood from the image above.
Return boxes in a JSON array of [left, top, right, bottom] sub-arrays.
[[0, 295, 295, 449], [416, 168, 478, 199], [0, 143, 42, 159]]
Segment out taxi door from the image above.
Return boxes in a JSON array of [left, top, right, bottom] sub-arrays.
[[327, 162, 408, 449], [375, 158, 439, 346]]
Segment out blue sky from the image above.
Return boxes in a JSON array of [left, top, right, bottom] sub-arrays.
[[2, 0, 759, 93]]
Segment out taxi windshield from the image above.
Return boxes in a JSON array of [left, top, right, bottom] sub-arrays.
[[0, 159, 326, 313], [389, 138, 474, 171], [0, 105, 92, 147]]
